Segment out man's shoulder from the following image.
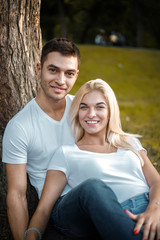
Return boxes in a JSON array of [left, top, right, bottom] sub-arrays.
[[6, 99, 35, 128]]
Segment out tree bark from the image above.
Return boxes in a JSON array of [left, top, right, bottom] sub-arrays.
[[0, 0, 42, 238], [0, 0, 42, 135]]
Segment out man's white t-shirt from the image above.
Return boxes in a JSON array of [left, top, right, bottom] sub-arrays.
[[2, 95, 75, 198], [48, 143, 149, 203]]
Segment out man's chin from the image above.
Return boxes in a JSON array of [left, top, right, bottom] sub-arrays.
[[50, 93, 67, 102]]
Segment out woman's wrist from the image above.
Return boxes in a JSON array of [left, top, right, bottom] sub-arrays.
[[148, 201, 160, 210]]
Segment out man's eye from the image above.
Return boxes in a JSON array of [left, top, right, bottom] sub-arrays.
[[49, 68, 56, 72], [67, 72, 74, 77]]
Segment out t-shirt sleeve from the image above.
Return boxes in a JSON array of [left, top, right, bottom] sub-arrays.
[[132, 137, 147, 153], [48, 147, 69, 179], [2, 121, 28, 164]]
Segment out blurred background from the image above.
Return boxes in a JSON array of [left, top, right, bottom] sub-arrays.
[[40, 0, 160, 170], [40, 0, 160, 49]]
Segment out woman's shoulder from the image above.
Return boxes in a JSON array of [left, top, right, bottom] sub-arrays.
[[127, 136, 146, 152], [57, 143, 77, 154]]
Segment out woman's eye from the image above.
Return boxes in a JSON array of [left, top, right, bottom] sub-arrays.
[[97, 106, 104, 109], [80, 106, 88, 109]]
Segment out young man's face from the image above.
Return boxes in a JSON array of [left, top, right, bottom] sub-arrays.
[[37, 51, 79, 102]]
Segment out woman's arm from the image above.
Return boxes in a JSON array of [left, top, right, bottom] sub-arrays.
[[126, 150, 160, 240], [25, 170, 67, 240]]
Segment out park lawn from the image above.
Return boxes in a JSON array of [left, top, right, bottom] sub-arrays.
[[70, 45, 160, 172]]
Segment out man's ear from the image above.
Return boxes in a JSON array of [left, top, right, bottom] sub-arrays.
[[36, 63, 41, 76], [76, 70, 79, 78]]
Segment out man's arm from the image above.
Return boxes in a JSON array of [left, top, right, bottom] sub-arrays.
[[6, 163, 29, 240], [26, 170, 67, 240]]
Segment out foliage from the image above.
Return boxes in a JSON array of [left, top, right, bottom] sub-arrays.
[[40, 0, 160, 48], [70, 45, 160, 171]]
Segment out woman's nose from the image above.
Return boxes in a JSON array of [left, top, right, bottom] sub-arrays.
[[88, 108, 96, 118]]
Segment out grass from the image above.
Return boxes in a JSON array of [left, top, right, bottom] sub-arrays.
[[70, 45, 160, 171]]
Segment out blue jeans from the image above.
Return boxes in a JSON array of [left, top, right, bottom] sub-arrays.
[[121, 192, 149, 214], [51, 179, 144, 239]]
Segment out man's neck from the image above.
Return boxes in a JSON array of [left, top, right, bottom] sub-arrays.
[[35, 93, 66, 121]]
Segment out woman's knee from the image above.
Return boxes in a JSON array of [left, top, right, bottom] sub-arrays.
[[78, 178, 115, 200], [81, 178, 105, 190]]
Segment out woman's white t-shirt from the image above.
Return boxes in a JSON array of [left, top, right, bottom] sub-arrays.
[[48, 143, 149, 203]]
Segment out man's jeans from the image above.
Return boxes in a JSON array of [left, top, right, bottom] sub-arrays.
[[51, 179, 144, 239]]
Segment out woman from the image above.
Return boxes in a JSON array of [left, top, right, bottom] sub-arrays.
[[25, 79, 160, 240]]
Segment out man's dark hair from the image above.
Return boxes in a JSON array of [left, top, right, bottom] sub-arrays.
[[41, 38, 81, 67]]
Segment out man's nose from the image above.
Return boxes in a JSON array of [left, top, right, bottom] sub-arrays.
[[57, 72, 65, 85]]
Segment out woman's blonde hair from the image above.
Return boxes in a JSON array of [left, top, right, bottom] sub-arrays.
[[70, 79, 143, 164]]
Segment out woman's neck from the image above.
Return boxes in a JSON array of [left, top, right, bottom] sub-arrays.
[[77, 134, 117, 154], [78, 135, 106, 146]]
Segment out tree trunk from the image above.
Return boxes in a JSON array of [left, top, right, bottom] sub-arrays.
[[0, 0, 42, 135], [57, 0, 67, 37], [134, 0, 143, 47], [0, 0, 42, 239]]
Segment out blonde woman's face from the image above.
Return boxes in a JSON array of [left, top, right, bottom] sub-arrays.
[[78, 91, 109, 136]]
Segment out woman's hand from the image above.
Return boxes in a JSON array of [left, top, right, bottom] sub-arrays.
[[125, 205, 160, 240]]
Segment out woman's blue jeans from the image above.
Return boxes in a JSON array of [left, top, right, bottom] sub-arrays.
[[51, 179, 145, 239], [121, 192, 149, 214]]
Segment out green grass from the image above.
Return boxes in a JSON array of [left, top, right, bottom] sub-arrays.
[[70, 45, 160, 171]]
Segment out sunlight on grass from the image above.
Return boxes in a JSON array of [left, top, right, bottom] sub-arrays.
[[70, 45, 160, 171]]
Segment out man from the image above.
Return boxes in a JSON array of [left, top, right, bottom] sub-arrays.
[[2, 38, 80, 240]]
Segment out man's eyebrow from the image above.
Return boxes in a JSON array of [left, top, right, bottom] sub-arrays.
[[47, 64, 77, 72], [67, 69, 77, 72], [47, 64, 58, 68]]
